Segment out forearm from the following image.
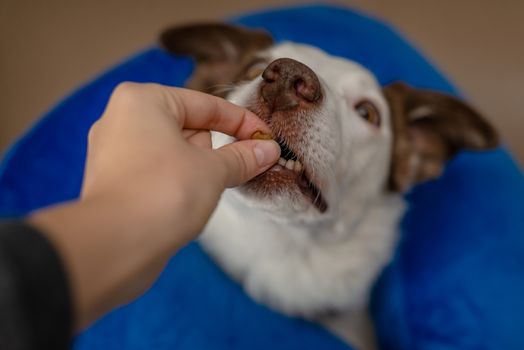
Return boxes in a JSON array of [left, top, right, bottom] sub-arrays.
[[28, 189, 191, 330]]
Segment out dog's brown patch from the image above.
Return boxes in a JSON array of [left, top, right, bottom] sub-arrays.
[[160, 23, 273, 96], [384, 82, 499, 192]]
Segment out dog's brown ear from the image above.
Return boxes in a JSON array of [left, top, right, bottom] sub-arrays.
[[159, 23, 273, 96], [384, 82, 499, 192]]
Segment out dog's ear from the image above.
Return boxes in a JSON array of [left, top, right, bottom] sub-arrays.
[[384, 82, 499, 192], [159, 23, 273, 96]]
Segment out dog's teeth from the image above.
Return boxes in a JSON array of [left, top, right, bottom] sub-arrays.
[[277, 157, 303, 172]]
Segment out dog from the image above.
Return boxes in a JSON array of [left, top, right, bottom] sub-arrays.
[[160, 23, 498, 349]]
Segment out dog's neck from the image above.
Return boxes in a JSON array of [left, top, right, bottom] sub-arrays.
[[204, 188, 406, 281], [202, 183, 405, 350]]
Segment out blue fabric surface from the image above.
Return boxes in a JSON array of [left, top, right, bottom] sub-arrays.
[[1, 4, 523, 350], [371, 150, 524, 349]]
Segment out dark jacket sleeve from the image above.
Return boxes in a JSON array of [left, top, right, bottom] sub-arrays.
[[0, 221, 72, 349]]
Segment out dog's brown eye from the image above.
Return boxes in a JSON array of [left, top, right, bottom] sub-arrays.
[[244, 61, 267, 80], [355, 100, 380, 126]]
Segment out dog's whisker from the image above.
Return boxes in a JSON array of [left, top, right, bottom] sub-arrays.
[[208, 83, 237, 95], [209, 83, 236, 89], [313, 184, 321, 208]]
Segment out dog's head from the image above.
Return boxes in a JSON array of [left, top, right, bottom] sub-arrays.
[[161, 23, 498, 222]]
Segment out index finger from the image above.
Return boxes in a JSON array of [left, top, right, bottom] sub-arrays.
[[160, 86, 271, 140]]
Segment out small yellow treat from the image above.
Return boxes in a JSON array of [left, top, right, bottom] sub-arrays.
[[251, 131, 273, 140]]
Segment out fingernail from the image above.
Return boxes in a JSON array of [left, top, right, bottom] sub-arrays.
[[253, 140, 280, 167]]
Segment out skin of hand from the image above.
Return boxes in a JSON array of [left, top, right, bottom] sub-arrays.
[[29, 82, 280, 330]]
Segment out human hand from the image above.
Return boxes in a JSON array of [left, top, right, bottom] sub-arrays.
[[30, 82, 280, 329], [83, 82, 280, 242]]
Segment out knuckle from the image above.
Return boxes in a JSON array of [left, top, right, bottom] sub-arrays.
[[111, 82, 162, 107], [87, 120, 100, 142], [111, 82, 168, 110], [229, 146, 250, 181], [113, 81, 142, 98], [87, 128, 95, 143], [110, 82, 143, 110]]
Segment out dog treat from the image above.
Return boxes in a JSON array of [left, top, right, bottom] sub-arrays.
[[251, 131, 273, 140]]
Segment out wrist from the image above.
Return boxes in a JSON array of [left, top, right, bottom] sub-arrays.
[[27, 189, 190, 329]]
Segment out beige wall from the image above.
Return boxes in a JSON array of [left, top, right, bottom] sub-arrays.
[[1, 0, 522, 165]]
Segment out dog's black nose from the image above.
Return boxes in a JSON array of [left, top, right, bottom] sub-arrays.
[[261, 58, 322, 112]]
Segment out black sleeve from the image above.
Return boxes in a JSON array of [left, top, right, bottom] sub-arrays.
[[0, 221, 72, 349]]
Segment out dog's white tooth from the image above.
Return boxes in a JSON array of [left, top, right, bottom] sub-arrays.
[[278, 158, 286, 166], [294, 160, 303, 172], [285, 159, 295, 170]]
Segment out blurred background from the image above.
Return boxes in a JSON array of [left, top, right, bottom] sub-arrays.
[[1, 0, 523, 165]]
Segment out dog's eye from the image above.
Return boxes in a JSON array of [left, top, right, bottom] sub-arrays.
[[244, 61, 267, 80], [355, 100, 380, 127]]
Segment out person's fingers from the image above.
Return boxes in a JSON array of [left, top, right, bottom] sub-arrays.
[[214, 139, 280, 188], [104, 83, 270, 140], [181, 129, 199, 139], [159, 86, 271, 140], [185, 130, 212, 149]]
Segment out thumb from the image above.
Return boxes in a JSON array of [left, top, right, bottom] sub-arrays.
[[215, 139, 280, 188]]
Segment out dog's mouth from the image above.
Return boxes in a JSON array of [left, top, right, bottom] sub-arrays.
[[243, 131, 328, 213], [276, 137, 328, 212]]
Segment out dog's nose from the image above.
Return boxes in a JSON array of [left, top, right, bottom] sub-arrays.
[[261, 58, 322, 112]]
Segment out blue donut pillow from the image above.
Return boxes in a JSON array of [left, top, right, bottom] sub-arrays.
[[1, 5, 523, 350]]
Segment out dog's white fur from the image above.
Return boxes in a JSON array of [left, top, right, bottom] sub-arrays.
[[201, 43, 406, 348]]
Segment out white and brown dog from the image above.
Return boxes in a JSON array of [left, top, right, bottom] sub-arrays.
[[160, 24, 498, 349]]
